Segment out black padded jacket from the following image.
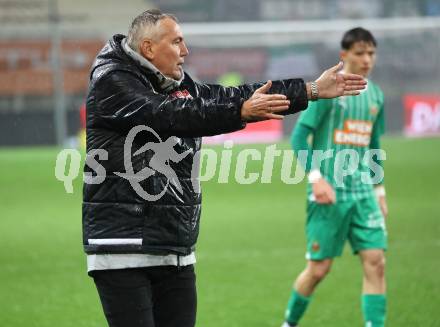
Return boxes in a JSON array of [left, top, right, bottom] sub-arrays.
[[82, 34, 308, 255]]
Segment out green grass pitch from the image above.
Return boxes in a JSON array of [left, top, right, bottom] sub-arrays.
[[1, 137, 439, 326]]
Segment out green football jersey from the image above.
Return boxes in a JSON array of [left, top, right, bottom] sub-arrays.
[[297, 80, 385, 201]]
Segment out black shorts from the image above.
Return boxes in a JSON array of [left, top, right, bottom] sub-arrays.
[[91, 265, 197, 327]]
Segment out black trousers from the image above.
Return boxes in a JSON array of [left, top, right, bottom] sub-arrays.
[[91, 265, 197, 327]]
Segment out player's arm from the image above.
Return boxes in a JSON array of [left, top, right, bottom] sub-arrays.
[[370, 100, 388, 217], [291, 101, 335, 204]]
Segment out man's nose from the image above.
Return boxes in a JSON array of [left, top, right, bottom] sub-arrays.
[[180, 41, 189, 57]]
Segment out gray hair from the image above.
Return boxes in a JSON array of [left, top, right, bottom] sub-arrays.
[[127, 9, 178, 52]]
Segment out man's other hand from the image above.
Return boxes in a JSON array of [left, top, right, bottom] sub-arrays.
[[312, 178, 336, 205], [241, 80, 290, 122]]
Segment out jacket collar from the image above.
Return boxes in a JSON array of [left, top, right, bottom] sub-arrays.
[[121, 37, 183, 92]]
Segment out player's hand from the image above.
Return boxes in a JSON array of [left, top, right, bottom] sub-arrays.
[[241, 80, 290, 122], [377, 195, 388, 218], [312, 178, 336, 204], [314, 62, 367, 99]]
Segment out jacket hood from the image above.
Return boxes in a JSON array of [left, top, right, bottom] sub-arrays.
[[120, 37, 183, 92], [90, 34, 178, 91], [90, 34, 128, 79]]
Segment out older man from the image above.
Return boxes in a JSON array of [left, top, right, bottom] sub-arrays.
[[83, 9, 366, 327]]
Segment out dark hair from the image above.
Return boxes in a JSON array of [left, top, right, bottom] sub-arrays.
[[341, 27, 377, 50]]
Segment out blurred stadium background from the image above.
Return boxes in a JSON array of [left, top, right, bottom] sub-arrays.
[[1, 0, 439, 326]]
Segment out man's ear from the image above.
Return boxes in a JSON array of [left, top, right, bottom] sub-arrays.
[[140, 39, 154, 60]]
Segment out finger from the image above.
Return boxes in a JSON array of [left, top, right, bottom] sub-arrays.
[[341, 73, 366, 81], [264, 113, 284, 120], [255, 80, 272, 94], [344, 84, 366, 91], [317, 197, 330, 204], [343, 90, 361, 96], [323, 193, 332, 204], [268, 105, 290, 112], [316, 198, 325, 204], [252, 95, 287, 109], [345, 79, 367, 85], [328, 61, 344, 73], [269, 99, 290, 107], [316, 193, 328, 204], [261, 93, 287, 100]]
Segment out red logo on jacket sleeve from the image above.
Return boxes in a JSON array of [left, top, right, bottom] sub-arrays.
[[170, 89, 193, 99]]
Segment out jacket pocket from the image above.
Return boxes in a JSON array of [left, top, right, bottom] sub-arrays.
[[83, 202, 144, 242]]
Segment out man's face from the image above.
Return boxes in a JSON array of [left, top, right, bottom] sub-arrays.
[[142, 18, 189, 80], [340, 41, 376, 77]]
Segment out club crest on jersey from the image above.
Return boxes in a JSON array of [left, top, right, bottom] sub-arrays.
[[169, 89, 193, 99], [370, 104, 379, 116]]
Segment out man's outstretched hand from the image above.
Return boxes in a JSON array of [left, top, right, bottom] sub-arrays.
[[241, 80, 290, 122], [312, 62, 367, 99], [241, 64, 366, 122]]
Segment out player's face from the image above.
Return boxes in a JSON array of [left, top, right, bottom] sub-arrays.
[[141, 18, 189, 80], [340, 41, 376, 77]]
